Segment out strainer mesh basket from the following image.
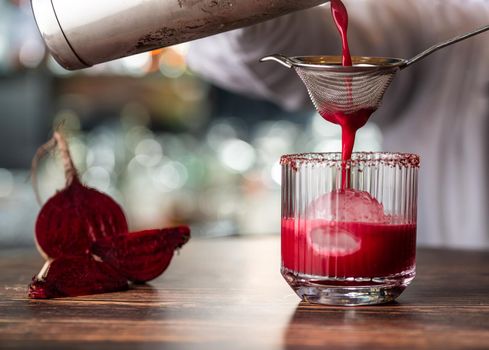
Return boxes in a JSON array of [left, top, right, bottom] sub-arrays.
[[294, 66, 398, 115]]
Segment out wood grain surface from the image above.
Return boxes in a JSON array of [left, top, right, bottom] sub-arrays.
[[1, 237, 489, 350]]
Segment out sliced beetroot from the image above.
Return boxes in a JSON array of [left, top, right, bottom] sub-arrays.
[[32, 132, 128, 259], [29, 131, 190, 299], [92, 226, 190, 283], [28, 255, 128, 299]]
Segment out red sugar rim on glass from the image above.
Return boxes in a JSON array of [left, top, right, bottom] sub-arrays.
[[280, 152, 420, 170]]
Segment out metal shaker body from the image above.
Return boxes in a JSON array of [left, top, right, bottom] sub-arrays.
[[31, 0, 327, 70]]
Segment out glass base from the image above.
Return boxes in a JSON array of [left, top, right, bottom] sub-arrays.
[[282, 267, 415, 306]]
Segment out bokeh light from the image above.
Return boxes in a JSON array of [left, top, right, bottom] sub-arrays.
[[135, 138, 163, 167], [0, 169, 14, 198], [219, 139, 256, 173]]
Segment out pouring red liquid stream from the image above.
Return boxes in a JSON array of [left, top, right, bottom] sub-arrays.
[[327, 0, 376, 188], [330, 0, 352, 66]]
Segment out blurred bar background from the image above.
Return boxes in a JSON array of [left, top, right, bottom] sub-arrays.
[[0, 0, 382, 248]]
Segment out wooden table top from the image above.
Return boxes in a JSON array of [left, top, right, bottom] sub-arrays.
[[1, 237, 489, 350]]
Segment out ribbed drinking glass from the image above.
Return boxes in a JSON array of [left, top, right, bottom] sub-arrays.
[[281, 152, 419, 305]]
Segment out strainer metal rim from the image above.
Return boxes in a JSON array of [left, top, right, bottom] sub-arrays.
[[289, 56, 406, 72]]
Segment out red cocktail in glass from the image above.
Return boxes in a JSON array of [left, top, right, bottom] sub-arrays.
[[281, 152, 419, 305]]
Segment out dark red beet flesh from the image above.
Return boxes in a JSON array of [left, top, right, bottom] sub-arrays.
[[28, 256, 129, 299], [36, 178, 128, 258], [92, 226, 191, 283]]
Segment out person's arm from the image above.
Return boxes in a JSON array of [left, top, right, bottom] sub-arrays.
[[187, 0, 488, 116], [187, 4, 337, 111]]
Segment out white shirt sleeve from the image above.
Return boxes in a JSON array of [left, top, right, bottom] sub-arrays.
[[186, 0, 433, 111], [187, 5, 339, 111], [187, 0, 488, 115]]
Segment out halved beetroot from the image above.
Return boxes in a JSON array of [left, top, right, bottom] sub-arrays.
[[29, 131, 190, 299], [35, 178, 129, 259], [33, 132, 128, 259]]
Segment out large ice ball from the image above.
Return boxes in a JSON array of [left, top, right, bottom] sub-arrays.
[[308, 189, 388, 223]]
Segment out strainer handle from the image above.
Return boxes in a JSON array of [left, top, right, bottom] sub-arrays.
[[402, 23, 489, 69], [260, 54, 297, 69]]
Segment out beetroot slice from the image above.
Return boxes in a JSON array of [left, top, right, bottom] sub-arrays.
[[33, 132, 128, 259], [92, 226, 190, 283], [35, 178, 128, 258], [29, 255, 129, 299]]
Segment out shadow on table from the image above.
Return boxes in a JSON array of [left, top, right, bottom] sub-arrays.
[[281, 300, 409, 350], [26, 283, 162, 320], [282, 295, 489, 350]]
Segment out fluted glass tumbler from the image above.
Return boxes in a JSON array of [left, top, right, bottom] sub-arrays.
[[281, 152, 419, 306]]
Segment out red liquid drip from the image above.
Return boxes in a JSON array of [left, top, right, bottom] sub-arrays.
[[323, 108, 374, 163], [327, 0, 375, 188], [281, 218, 417, 278]]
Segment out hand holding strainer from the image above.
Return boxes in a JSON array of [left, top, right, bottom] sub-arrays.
[[260, 24, 489, 116]]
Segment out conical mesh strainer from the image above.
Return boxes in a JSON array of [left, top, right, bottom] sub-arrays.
[[292, 56, 400, 115], [261, 24, 489, 116]]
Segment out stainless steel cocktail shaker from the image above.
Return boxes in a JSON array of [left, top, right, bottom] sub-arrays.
[[31, 0, 327, 70]]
